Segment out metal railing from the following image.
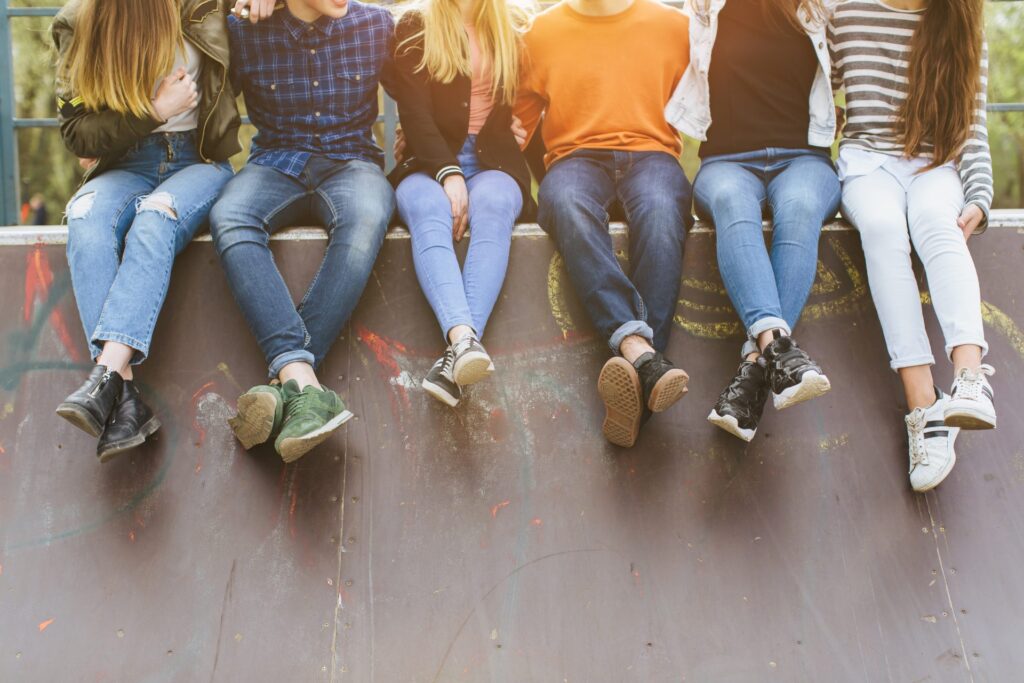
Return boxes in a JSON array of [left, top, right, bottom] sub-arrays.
[[2, 0, 1023, 225]]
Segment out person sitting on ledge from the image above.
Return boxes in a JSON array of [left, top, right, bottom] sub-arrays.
[[210, 0, 395, 463], [515, 0, 693, 448], [52, 0, 240, 462]]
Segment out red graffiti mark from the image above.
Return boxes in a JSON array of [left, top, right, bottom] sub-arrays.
[[355, 324, 413, 412], [289, 491, 298, 539], [128, 530, 136, 543], [530, 518, 543, 527], [0, 444, 5, 454], [38, 618, 54, 632], [490, 500, 511, 518], [133, 512, 146, 529], [24, 248, 83, 363]]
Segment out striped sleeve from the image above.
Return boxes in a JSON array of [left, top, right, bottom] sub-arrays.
[[959, 42, 993, 223]]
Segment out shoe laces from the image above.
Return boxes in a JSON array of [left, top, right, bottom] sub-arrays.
[[452, 334, 478, 356], [953, 364, 994, 402], [284, 387, 314, 419], [441, 348, 456, 379], [905, 408, 928, 470]]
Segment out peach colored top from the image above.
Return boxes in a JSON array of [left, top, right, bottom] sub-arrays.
[[465, 23, 495, 135]]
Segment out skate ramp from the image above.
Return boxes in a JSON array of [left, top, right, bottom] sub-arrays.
[[1, 214, 1024, 682]]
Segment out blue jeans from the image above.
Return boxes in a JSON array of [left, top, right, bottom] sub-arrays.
[[65, 132, 233, 363], [209, 157, 393, 378], [537, 150, 693, 353], [395, 136, 522, 340], [694, 148, 840, 356]]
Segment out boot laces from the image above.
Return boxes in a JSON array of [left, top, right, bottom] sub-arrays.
[[906, 409, 928, 470], [953, 364, 994, 402]]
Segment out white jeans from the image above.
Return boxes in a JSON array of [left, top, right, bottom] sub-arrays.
[[841, 162, 988, 371]]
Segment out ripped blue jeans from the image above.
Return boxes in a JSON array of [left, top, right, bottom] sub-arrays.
[[65, 132, 232, 364]]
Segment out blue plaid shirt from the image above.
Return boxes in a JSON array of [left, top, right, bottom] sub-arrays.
[[228, 2, 394, 176]]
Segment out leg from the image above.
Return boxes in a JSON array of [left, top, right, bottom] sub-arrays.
[[64, 170, 154, 359], [765, 152, 841, 331], [907, 166, 995, 430], [693, 157, 776, 354], [93, 162, 234, 366], [841, 168, 935, 409], [617, 152, 693, 353], [209, 164, 312, 378], [537, 152, 646, 353], [463, 170, 522, 338], [396, 173, 475, 340], [304, 159, 393, 369]]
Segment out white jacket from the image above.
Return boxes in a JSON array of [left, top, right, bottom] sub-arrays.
[[665, 0, 838, 148]]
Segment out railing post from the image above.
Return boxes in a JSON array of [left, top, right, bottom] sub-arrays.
[[0, 0, 20, 225]]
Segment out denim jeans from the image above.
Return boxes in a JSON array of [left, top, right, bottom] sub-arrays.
[[694, 148, 840, 356], [209, 156, 393, 378], [395, 136, 522, 340], [537, 149, 693, 353], [65, 132, 233, 363]]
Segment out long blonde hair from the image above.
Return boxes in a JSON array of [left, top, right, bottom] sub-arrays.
[[398, 0, 533, 105], [61, 0, 183, 118]]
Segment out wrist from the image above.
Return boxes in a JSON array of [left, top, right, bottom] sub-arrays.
[[151, 99, 167, 124], [436, 165, 463, 185]]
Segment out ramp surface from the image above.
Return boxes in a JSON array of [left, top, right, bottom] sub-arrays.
[[1, 218, 1023, 682]]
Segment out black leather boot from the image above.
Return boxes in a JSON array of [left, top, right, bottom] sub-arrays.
[[97, 381, 161, 462], [56, 365, 124, 437]]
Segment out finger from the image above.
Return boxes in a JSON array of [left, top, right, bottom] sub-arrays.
[[176, 67, 187, 79]]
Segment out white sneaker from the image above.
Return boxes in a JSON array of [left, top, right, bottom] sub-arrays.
[[944, 364, 996, 430], [906, 392, 959, 493]]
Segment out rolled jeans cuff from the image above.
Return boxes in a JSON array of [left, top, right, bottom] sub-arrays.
[[944, 337, 989, 363], [268, 349, 316, 380], [742, 317, 791, 359], [609, 321, 654, 355], [890, 354, 935, 372]]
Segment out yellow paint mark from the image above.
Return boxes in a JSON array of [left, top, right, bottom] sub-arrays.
[[803, 237, 868, 321], [1, 403, 13, 420], [682, 278, 727, 295], [677, 298, 735, 315], [38, 619, 54, 632], [819, 434, 849, 451], [981, 300, 1024, 360], [673, 316, 743, 340], [810, 260, 842, 295], [546, 252, 576, 338]]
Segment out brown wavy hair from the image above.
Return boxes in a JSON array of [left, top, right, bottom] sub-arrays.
[[899, 0, 985, 168], [60, 0, 183, 119]]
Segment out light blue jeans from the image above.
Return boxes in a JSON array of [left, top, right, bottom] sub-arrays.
[[694, 148, 840, 356], [396, 136, 522, 340], [65, 132, 233, 363]]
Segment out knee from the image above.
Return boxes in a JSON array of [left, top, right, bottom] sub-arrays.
[[136, 192, 178, 221], [470, 185, 521, 224], [65, 191, 114, 255]]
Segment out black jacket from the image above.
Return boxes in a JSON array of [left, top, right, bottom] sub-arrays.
[[388, 13, 534, 219], [53, 0, 241, 183]]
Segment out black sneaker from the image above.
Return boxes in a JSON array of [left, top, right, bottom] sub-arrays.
[[633, 351, 689, 413], [56, 365, 124, 437], [451, 334, 493, 386], [422, 348, 461, 407], [97, 380, 162, 463], [707, 358, 769, 442], [763, 334, 831, 410]]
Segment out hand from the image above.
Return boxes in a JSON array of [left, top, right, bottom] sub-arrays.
[[957, 204, 984, 239], [152, 68, 198, 123], [511, 115, 527, 148], [443, 174, 469, 242], [232, 0, 277, 23], [393, 126, 407, 164], [78, 158, 98, 171]]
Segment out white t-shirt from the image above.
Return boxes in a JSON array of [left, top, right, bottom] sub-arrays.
[[153, 41, 203, 133]]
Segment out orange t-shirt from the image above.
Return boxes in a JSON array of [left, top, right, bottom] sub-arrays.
[[515, 0, 690, 168]]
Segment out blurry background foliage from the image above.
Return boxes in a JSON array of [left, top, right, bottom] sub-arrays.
[[7, 0, 1024, 222]]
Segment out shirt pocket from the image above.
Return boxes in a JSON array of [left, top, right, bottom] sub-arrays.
[[250, 75, 307, 105]]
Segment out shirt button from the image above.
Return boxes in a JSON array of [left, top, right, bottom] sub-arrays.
[[307, 25, 314, 31], [315, 112, 321, 117], [313, 80, 319, 87], [355, 75, 361, 81], [818, 42, 824, 49], [310, 49, 316, 55], [270, 84, 276, 90], [461, 101, 468, 108]]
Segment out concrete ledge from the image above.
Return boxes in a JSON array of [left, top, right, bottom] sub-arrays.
[[3, 209, 1023, 246]]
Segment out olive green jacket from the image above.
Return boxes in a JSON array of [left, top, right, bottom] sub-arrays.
[[52, 0, 241, 181]]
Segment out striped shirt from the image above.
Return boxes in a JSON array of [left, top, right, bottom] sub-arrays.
[[828, 1, 992, 214]]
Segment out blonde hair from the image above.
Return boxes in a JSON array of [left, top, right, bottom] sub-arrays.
[[61, 0, 183, 119], [398, 0, 533, 105]]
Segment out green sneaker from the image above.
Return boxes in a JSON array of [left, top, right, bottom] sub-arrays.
[[229, 383, 284, 450], [274, 380, 353, 463]]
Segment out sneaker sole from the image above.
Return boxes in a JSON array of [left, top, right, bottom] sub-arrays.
[[98, 417, 162, 464], [229, 392, 279, 450], [943, 404, 996, 430], [773, 371, 831, 411], [277, 410, 354, 464], [422, 378, 460, 408], [453, 351, 493, 386], [647, 368, 689, 413], [707, 409, 755, 442], [598, 357, 643, 448], [56, 403, 104, 438], [912, 450, 957, 493]]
